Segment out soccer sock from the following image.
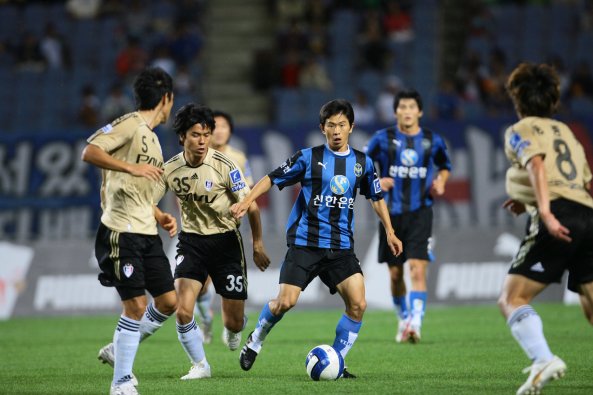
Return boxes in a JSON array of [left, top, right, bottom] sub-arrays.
[[139, 302, 170, 342], [251, 303, 284, 353], [392, 295, 409, 320], [332, 314, 362, 359], [196, 285, 215, 324], [507, 305, 554, 363], [409, 291, 427, 326], [177, 318, 206, 365], [112, 316, 141, 386]]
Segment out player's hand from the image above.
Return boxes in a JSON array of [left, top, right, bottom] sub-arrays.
[[129, 163, 163, 181], [253, 241, 271, 272], [379, 177, 394, 192], [230, 201, 249, 219], [386, 230, 403, 257], [157, 212, 177, 238], [431, 177, 446, 196], [541, 212, 572, 242], [502, 199, 526, 216]]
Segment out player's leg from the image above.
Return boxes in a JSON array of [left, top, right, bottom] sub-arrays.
[[407, 258, 428, 342], [579, 281, 593, 326], [195, 276, 214, 344], [175, 277, 210, 379], [220, 298, 247, 350], [334, 273, 366, 360]]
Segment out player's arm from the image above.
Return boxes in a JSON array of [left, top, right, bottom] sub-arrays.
[[81, 144, 163, 181], [246, 201, 271, 271], [154, 205, 177, 238], [230, 175, 272, 219], [527, 155, 571, 242], [370, 198, 403, 257], [431, 169, 450, 196]]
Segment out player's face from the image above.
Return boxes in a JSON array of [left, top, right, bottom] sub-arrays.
[[395, 98, 422, 130], [183, 123, 211, 160], [320, 113, 353, 152], [211, 115, 231, 149], [160, 93, 175, 124]]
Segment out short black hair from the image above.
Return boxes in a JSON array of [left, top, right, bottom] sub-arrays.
[[133, 67, 173, 110], [172, 103, 215, 144], [506, 63, 560, 117], [213, 110, 234, 134], [319, 99, 354, 126], [393, 89, 423, 112]]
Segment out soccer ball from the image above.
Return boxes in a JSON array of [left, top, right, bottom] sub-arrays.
[[305, 344, 344, 381]]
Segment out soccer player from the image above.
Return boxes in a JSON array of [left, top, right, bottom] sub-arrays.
[[231, 99, 403, 378], [365, 89, 451, 343], [154, 103, 270, 379], [499, 62, 593, 395], [194, 109, 255, 344], [82, 67, 177, 395]]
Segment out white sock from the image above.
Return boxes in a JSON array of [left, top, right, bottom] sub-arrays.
[[508, 305, 554, 363], [139, 302, 170, 342], [177, 318, 206, 364], [196, 285, 215, 324], [112, 316, 141, 386]]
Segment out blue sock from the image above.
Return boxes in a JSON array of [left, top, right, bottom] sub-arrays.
[[332, 314, 362, 359], [409, 291, 427, 326], [250, 303, 284, 352], [392, 295, 409, 320]]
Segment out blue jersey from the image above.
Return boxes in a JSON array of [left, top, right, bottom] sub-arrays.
[[268, 144, 383, 249], [365, 126, 451, 215]]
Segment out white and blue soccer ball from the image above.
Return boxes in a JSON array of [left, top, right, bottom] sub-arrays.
[[305, 344, 344, 381]]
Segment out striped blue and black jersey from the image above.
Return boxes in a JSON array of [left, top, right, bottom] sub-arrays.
[[365, 126, 451, 215], [268, 144, 383, 249]]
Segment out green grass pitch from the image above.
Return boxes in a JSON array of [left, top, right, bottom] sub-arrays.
[[1, 304, 591, 394]]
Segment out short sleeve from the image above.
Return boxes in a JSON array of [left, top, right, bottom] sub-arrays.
[[359, 155, 383, 201], [87, 122, 136, 153], [505, 122, 546, 168], [268, 150, 307, 190]]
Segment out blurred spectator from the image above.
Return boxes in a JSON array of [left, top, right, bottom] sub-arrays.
[[304, 0, 332, 25], [151, 43, 176, 77], [100, 0, 125, 17], [568, 81, 593, 116], [280, 49, 301, 88], [569, 60, 593, 98], [276, 18, 309, 54], [432, 80, 462, 120], [383, 0, 413, 44], [125, 0, 152, 37], [78, 84, 101, 127], [546, 55, 570, 99], [299, 54, 332, 92], [375, 75, 402, 124], [352, 89, 376, 126], [275, 0, 306, 25], [101, 81, 134, 123], [358, 12, 389, 71], [15, 31, 46, 72], [169, 23, 203, 66], [480, 47, 511, 115], [40, 23, 71, 70], [66, 0, 102, 19], [115, 35, 148, 79], [174, 63, 198, 96]]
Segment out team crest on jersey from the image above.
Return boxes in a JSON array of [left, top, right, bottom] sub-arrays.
[[421, 138, 431, 150], [400, 149, 419, 166], [509, 131, 531, 157], [100, 124, 113, 134], [205, 180, 213, 191], [123, 263, 134, 278], [330, 175, 350, 195], [354, 163, 363, 177], [176, 255, 184, 265]]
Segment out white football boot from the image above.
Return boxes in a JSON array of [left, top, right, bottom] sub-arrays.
[[395, 319, 410, 343], [516, 356, 566, 395], [406, 323, 421, 344], [98, 343, 139, 386], [222, 327, 242, 351], [110, 381, 139, 395], [181, 359, 211, 380]]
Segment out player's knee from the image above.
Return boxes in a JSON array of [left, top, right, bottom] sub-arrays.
[[273, 297, 296, 314], [347, 299, 367, 320], [176, 305, 194, 325]]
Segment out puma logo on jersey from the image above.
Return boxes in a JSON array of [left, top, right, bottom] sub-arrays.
[[530, 262, 545, 272], [317, 161, 327, 169]]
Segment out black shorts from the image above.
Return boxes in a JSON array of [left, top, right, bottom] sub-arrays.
[[174, 230, 247, 300], [378, 206, 433, 266], [94, 222, 175, 301], [509, 199, 593, 293], [279, 245, 363, 294]]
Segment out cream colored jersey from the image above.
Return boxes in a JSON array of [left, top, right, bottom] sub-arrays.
[[220, 145, 254, 187], [87, 112, 164, 235], [155, 148, 250, 235], [504, 116, 593, 209]]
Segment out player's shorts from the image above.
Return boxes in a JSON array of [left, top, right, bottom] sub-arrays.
[[174, 230, 247, 300], [509, 198, 593, 293], [279, 245, 363, 294], [94, 222, 175, 301], [378, 206, 433, 266]]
